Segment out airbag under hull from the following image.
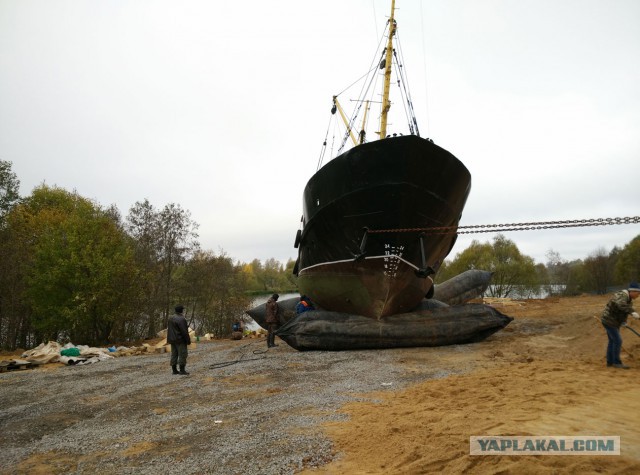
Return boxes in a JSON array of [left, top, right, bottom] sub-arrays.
[[275, 304, 512, 351]]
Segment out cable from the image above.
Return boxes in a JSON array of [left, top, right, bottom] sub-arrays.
[[367, 216, 640, 235], [208, 340, 270, 369]]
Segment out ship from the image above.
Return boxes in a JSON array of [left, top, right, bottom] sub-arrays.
[[292, 0, 471, 319]]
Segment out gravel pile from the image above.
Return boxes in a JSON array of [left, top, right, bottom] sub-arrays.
[[0, 339, 468, 474]]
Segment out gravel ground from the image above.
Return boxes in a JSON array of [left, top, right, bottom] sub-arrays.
[[0, 337, 483, 475]]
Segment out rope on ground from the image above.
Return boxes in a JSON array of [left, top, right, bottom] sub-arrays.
[[209, 340, 270, 369]]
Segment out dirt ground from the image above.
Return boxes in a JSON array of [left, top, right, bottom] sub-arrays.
[[303, 294, 640, 474], [2, 295, 640, 474]]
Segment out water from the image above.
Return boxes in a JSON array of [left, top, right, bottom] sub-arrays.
[[486, 285, 566, 299]]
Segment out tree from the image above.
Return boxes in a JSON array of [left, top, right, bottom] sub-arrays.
[[0, 161, 25, 348], [262, 258, 283, 291], [544, 249, 571, 296], [614, 235, 640, 285], [126, 200, 199, 337], [21, 186, 142, 345], [157, 203, 199, 320], [0, 160, 20, 228], [0, 205, 33, 349], [126, 199, 164, 337], [240, 262, 260, 290], [284, 258, 298, 289], [582, 247, 614, 294], [177, 250, 251, 337], [438, 234, 540, 298]]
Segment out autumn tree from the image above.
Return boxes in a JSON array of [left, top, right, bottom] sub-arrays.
[[439, 234, 540, 298], [19, 186, 141, 345], [241, 258, 297, 293], [240, 262, 260, 290]]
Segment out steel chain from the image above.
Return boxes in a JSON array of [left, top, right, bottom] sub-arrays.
[[367, 216, 640, 235]]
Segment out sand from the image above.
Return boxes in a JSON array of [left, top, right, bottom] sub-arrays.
[[304, 295, 640, 474]]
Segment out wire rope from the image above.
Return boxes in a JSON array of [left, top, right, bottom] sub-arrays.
[[367, 216, 640, 235], [209, 340, 270, 369]]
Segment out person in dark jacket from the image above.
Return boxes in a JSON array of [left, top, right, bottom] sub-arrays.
[[168, 304, 192, 375], [265, 293, 280, 348], [601, 282, 640, 369]]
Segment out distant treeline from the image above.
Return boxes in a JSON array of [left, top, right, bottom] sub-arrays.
[[0, 161, 297, 350], [436, 234, 640, 299], [1, 160, 638, 350]]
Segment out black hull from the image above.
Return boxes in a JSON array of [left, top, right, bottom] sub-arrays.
[[295, 135, 471, 318]]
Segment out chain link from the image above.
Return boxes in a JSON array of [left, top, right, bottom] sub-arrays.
[[368, 216, 640, 235]]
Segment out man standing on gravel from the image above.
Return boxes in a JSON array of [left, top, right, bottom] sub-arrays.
[[601, 282, 640, 369], [265, 293, 280, 348], [168, 304, 192, 375]]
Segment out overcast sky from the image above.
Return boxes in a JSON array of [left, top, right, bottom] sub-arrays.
[[1, 0, 639, 267]]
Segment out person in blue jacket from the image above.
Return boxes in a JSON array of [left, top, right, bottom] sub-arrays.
[[296, 295, 315, 314]]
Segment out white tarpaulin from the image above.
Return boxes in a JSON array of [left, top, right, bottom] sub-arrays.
[[21, 341, 115, 365]]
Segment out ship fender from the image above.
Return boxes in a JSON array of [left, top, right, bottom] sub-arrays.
[[246, 297, 300, 330], [275, 304, 513, 351], [432, 270, 493, 306]]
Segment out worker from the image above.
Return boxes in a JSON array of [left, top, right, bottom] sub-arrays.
[[601, 282, 640, 369], [296, 295, 315, 314], [168, 304, 192, 375], [265, 293, 280, 348]]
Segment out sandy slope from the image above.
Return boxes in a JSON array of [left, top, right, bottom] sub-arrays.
[[304, 295, 640, 474]]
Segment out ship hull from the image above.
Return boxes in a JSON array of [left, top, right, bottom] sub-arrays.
[[296, 135, 471, 318]]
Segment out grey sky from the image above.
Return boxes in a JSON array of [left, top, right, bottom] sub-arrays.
[[1, 0, 639, 266]]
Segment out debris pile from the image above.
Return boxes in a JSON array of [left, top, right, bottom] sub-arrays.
[[6, 340, 165, 369]]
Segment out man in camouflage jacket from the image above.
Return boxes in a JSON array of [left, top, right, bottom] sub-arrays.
[[601, 282, 640, 369]]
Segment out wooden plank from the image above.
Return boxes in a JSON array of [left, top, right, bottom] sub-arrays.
[[0, 359, 34, 372]]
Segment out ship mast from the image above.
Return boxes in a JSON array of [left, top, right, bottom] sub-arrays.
[[379, 0, 396, 139]]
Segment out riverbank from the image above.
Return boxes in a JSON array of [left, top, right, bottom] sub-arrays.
[[1, 295, 639, 474]]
